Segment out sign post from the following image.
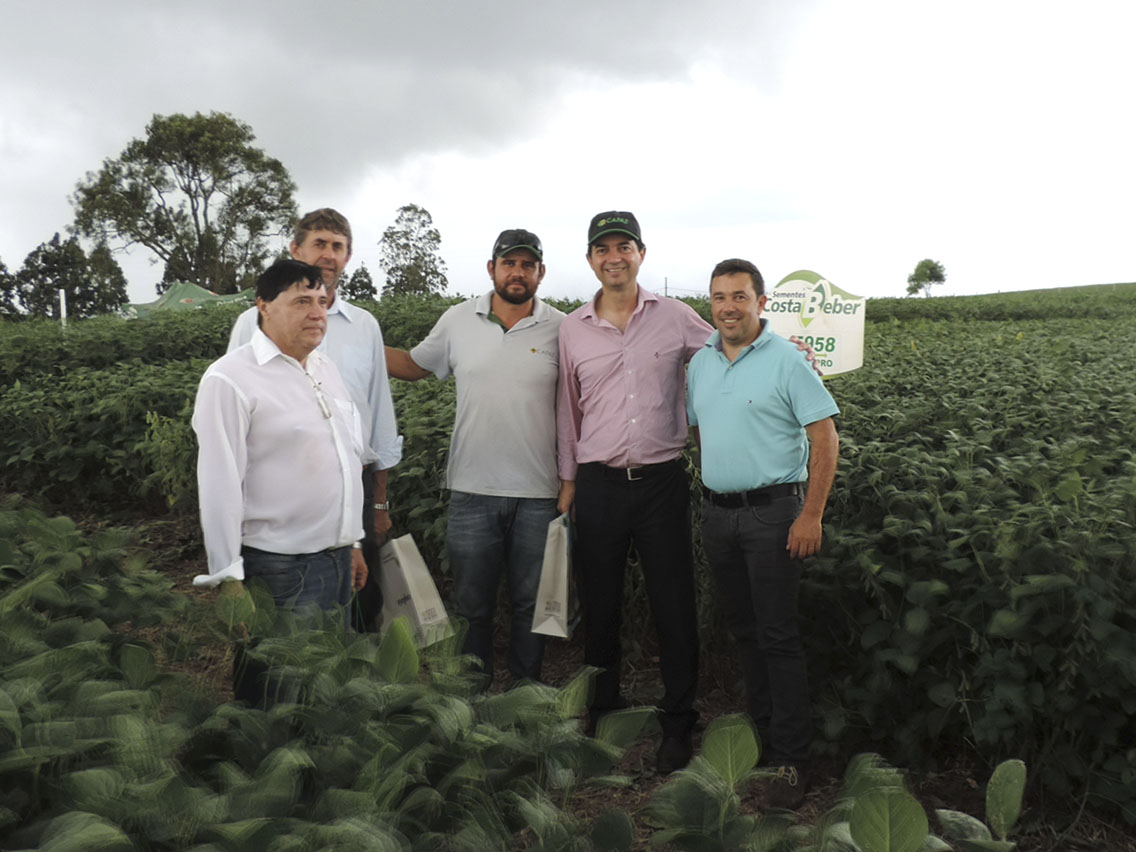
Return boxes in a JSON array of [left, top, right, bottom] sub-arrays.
[[764, 270, 865, 376]]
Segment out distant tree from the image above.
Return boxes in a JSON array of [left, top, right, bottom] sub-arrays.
[[14, 234, 128, 319], [0, 258, 19, 317], [340, 263, 377, 301], [378, 204, 449, 297], [72, 111, 297, 295], [906, 259, 947, 297]]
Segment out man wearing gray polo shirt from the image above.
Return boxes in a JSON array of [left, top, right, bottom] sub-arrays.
[[386, 229, 566, 686]]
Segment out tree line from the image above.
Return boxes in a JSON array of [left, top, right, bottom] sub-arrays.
[[3, 109, 947, 320], [1, 111, 449, 320]]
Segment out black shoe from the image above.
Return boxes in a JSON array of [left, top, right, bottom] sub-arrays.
[[766, 765, 810, 810], [656, 731, 693, 775]]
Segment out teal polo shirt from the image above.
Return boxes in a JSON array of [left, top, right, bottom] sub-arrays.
[[686, 321, 839, 493]]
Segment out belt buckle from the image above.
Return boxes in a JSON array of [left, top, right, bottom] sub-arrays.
[[626, 466, 643, 482]]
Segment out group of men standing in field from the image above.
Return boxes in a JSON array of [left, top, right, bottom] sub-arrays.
[[191, 206, 839, 809]]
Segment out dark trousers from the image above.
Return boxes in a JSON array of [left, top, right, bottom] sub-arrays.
[[354, 464, 383, 632], [701, 494, 810, 765], [574, 460, 699, 735]]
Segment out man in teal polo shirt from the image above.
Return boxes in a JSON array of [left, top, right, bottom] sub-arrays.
[[687, 257, 839, 810]]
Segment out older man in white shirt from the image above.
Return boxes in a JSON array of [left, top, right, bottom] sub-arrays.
[[194, 259, 366, 701], [227, 208, 400, 630]]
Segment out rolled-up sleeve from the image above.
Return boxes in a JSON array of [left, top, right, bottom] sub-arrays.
[[367, 321, 403, 470]]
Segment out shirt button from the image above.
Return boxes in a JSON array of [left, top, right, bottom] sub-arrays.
[[631, 419, 637, 424]]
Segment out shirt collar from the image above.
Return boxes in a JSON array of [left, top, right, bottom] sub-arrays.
[[707, 318, 774, 357], [580, 284, 655, 320], [327, 295, 352, 320], [251, 328, 325, 369], [475, 291, 549, 322]]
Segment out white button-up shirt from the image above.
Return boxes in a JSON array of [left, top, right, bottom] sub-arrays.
[[192, 330, 365, 587], [228, 297, 403, 469]]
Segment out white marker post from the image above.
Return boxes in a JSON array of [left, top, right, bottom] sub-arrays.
[[58, 289, 69, 330], [764, 270, 864, 376]]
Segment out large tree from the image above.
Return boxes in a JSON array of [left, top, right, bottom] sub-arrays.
[[0, 258, 18, 318], [14, 234, 128, 319], [906, 259, 947, 297], [378, 204, 449, 297], [72, 111, 297, 295], [341, 263, 377, 301]]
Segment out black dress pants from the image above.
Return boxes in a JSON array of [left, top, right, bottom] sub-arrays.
[[574, 459, 699, 734]]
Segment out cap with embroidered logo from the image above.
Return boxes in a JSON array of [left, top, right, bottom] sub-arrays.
[[588, 211, 641, 245]]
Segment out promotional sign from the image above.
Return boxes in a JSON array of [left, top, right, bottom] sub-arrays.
[[764, 270, 865, 375]]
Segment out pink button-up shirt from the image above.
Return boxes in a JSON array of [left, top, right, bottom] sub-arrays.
[[557, 286, 713, 480]]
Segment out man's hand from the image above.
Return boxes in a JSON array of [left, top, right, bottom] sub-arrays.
[[789, 335, 824, 377], [373, 507, 392, 544], [786, 512, 823, 559], [351, 548, 368, 591], [557, 480, 576, 517]]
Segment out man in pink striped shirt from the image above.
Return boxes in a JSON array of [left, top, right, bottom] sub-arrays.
[[556, 211, 713, 774]]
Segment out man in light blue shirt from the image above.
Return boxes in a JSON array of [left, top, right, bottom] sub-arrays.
[[687, 257, 839, 810]]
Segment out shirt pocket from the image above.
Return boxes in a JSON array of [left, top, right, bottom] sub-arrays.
[[333, 397, 365, 459]]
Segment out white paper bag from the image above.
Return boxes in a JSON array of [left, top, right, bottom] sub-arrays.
[[378, 534, 452, 647], [532, 513, 575, 638]]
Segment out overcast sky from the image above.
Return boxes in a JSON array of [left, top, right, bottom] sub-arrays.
[[2, 0, 1133, 305]]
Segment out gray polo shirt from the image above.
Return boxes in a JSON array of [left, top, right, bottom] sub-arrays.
[[411, 292, 565, 498]]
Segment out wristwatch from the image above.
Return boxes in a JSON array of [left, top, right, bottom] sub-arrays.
[[373, 501, 390, 511]]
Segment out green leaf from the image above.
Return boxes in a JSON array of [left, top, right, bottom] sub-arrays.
[[596, 707, 655, 749], [556, 666, 599, 719], [0, 688, 21, 740], [1009, 574, 1075, 603], [1053, 473, 1083, 502], [986, 759, 1026, 839], [376, 617, 420, 683], [38, 811, 132, 852], [591, 808, 634, 852], [935, 808, 991, 842], [958, 841, 1017, 852], [118, 642, 156, 688], [927, 682, 956, 708], [986, 609, 1023, 639], [849, 790, 930, 852], [64, 768, 126, 809], [904, 607, 931, 636], [699, 714, 759, 787]]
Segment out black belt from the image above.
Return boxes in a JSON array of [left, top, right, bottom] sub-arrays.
[[704, 481, 804, 508], [582, 458, 683, 482]]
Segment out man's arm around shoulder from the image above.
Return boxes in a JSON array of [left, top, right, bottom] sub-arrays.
[[385, 346, 431, 381]]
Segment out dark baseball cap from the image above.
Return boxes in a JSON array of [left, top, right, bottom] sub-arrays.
[[587, 211, 641, 245], [492, 228, 543, 261]]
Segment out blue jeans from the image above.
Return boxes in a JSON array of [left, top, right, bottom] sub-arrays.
[[701, 494, 810, 765], [447, 491, 559, 684], [242, 544, 354, 619], [234, 545, 353, 706]]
